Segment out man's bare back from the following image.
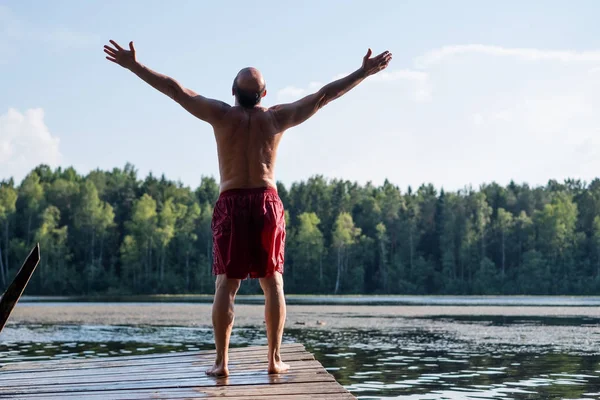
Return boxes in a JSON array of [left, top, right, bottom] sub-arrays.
[[212, 106, 283, 192], [103, 39, 391, 377]]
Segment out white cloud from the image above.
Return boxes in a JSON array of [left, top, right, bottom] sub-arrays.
[[412, 45, 600, 188], [282, 44, 600, 106], [276, 82, 324, 102], [368, 69, 429, 82], [332, 69, 428, 83], [416, 44, 600, 68], [277, 86, 307, 100], [366, 69, 432, 102], [277, 69, 431, 102], [277, 43, 600, 190], [0, 108, 62, 182]]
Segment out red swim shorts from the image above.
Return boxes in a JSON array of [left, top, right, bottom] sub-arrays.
[[211, 186, 286, 279]]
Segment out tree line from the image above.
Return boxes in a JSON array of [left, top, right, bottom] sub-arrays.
[[1, 164, 599, 296]]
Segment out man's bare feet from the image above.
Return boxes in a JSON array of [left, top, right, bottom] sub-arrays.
[[206, 360, 229, 377], [268, 360, 290, 374]]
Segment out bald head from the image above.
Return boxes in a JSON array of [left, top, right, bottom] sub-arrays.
[[232, 67, 267, 108]]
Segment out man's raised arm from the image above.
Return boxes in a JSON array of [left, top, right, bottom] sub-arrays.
[[271, 49, 392, 131], [104, 40, 229, 125]]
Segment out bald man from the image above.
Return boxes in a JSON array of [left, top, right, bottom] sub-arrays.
[[104, 40, 392, 377]]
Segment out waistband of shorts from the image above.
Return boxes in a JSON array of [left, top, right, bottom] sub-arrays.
[[218, 186, 279, 198]]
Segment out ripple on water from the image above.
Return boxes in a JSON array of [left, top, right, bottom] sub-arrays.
[[292, 328, 600, 399], [2, 318, 600, 399]]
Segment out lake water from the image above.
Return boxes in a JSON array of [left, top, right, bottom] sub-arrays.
[[2, 298, 600, 399], [20, 294, 600, 306]]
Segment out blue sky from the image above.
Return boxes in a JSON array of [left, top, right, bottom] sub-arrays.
[[1, 0, 599, 191]]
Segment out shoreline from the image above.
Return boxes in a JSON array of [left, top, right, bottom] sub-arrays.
[[10, 304, 600, 329], [18, 295, 600, 307]]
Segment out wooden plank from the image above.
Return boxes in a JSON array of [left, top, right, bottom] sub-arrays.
[[162, 381, 350, 397], [0, 344, 307, 372], [0, 244, 40, 333], [0, 344, 355, 399], [2, 349, 313, 374], [0, 343, 306, 371], [8, 382, 349, 398], [0, 360, 324, 386], [24, 393, 356, 400], [0, 354, 316, 381], [6, 391, 355, 400], [0, 356, 318, 382], [203, 394, 355, 400], [0, 370, 337, 396], [0, 351, 313, 378]]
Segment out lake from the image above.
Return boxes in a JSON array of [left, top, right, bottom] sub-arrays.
[[2, 297, 600, 399]]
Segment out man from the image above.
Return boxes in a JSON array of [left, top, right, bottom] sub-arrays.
[[103, 40, 392, 377]]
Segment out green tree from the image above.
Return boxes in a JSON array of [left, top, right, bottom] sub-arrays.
[[438, 192, 460, 290], [156, 198, 177, 282], [196, 176, 220, 205], [535, 193, 578, 258], [404, 194, 420, 277], [473, 191, 492, 262], [593, 216, 600, 279], [0, 185, 17, 287], [34, 206, 70, 293], [514, 211, 534, 267], [173, 201, 201, 291], [518, 250, 550, 294], [120, 234, 141, 291], [18, 172, 44, 244], [73, 181, 115, 290], [3, 164, 600, 296], [534, 192, 578, 292], [474, 257, 499, 294], [123, 194, 158, 289], [291, 212, 325, 292], [375, 222, 389, 292], [496, 208, 514, 279], [332, 212, 361, 294], [196, 202, 214, 293]]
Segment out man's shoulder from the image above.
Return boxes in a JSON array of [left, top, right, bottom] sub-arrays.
[[225, 105, 273, 114], [218, 106, 279, 127], [224, 106, 279, 120]]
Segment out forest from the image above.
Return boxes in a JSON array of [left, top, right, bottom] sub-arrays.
[[1, 163, 599, 296]]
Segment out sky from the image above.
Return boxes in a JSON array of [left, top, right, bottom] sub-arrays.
[[1, 0, 599, 192]]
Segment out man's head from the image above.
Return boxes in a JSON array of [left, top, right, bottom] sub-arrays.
[[232, 67, 267, 108]]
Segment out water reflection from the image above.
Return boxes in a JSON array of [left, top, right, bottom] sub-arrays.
[[0, 324, 268, 362], [2, 320, 600, 399], [291, 329, 600, 399]]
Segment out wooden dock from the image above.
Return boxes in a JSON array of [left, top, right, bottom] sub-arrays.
[[0, 343, 355, 399]]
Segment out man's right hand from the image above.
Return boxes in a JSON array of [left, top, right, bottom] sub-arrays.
[[361, 49, 393, 77], [104, 40, 138, 70]]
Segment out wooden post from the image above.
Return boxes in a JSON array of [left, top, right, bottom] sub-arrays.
[[0, 244, 40, 333]]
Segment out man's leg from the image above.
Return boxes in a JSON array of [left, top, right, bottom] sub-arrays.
[[206, 274, 241, 377], [259, 272, 290, 374]]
